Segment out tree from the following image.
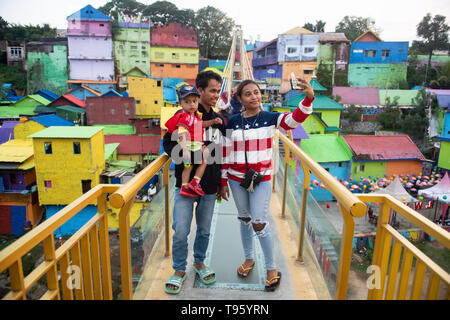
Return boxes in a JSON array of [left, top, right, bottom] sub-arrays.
[[335, 16, 381, 41], [194, 6, 234, 59], [411, 14, 449, 85], [142, 1, 181, 26], [98, 0, 146, 21], [0, 20, 57, 41], [376, 97, 401, 131], [303, 20, 326, 32]]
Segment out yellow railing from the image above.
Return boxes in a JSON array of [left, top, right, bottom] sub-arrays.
[[0, 184, 119, 300], [0, 153, 171, 300], [276, 131, 367, 300], [358, 194, 450, 300], [109, 153, 171, 300]]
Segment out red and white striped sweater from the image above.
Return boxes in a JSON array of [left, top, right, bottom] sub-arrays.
[[221, 96, 314, 186]]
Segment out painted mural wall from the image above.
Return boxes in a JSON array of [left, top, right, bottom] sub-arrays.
[[277, 34, 319, 63]]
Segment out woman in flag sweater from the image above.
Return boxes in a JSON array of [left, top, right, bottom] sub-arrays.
[[220, 78, 314, 291]]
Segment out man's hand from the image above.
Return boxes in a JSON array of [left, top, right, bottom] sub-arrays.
[[213, 117, 223, 125], [220, 185, 230, 201]]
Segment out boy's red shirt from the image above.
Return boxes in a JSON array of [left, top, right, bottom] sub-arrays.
[[165, 111, 203, 142]]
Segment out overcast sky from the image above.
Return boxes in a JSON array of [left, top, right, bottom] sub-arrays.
[[0, 0, 449, 44]]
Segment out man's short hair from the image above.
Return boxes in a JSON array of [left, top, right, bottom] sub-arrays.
[[196, 70, 222, 90]]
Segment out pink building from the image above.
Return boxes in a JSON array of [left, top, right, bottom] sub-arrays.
[[66, 5, 115, 83]]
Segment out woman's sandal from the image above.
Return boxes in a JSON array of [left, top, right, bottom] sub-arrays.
[[193, 266, 216, 285], [237, 263, 255, 278], [265, 271, 281, 292], [164, 274, 187, 294]]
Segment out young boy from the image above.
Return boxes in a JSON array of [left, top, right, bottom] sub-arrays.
[[165, 84, 208, 197]]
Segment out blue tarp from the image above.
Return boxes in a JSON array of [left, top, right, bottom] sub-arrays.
[[31, 114, 75, 127]]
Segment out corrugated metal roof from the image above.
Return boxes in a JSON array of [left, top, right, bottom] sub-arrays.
[[342, 134, 425, 161], [0, 139, 34, 163], [28, 126, 103, 139], [319, 33, 350, 43], [31, 114, 75, 127], [104, 135, 160, 155], [67, 5, 112, 21], [281, 27, 314, 35], [301, 134, 352, 163], [283, 94, 345, 110], [15, 95, 51, 106], [332, 86, 380, 105], [378, 90, 421, 106]]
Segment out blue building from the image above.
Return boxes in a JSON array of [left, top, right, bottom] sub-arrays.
[[252, 39, 283, 82], [348, 30, 409, 88]]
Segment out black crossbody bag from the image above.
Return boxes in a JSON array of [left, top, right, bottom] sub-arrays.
[[239, 114, 267, 192]]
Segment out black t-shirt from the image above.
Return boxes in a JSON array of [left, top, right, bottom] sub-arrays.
[[163, 103, 225, 194]]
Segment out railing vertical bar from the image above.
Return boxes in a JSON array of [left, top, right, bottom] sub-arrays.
[[98, 194, 113, 300], [89, 224, 102, 300], [410, 260, 426, 300], [396, 250, 413, 300], [272, 130, 279, 192], [80, 234, 94, 300], [43, 234, 60, 300], [119, 196, 136, 300], [71, 241, 84, 300], [385, 239, 402, 300], [163, 162, 171, 257], [8, 259, 25, 300], [376, 231, 392, 300], [297, 163, 310, 262], [335, 205, 355, 300], [368, 202, 391, 300], [426, 272, 440, 300], [281, 140, 290, 219], [59, 252, 74, 300]]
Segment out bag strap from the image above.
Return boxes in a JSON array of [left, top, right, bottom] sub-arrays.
[[241, 114, 249, 171]]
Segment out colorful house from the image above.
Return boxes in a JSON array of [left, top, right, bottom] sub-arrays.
[[299, 134, 353, 201], [332, 86, 381, 121], [14, 114, 74, 140], [127, 76, 163, 118], [277, 27, 318, 86], [317, 33, 350, 87], [437, 96, 450, 170], [342, 134, 426, 179], [281, 77, 344, 135], [348, 30, 408, 88], [150, 23, 199, 82], [0, 139, 44, 235], [67, 85, 102, 100], [252, 39, 282, 82], [66, 5, 115, 83], [113, 22, 151, 75], [85, 96, 135, 125], [26, 39, 68, 95], [48, 94, 86, 109], [29, 126, 105, 205], [103, 134, 161, 163], [55, 105, 86, 125], [118, 66, 148, 89], [34, 90, 59, 102], [0, 121, 19, 145], [13, 95, 52, 116]]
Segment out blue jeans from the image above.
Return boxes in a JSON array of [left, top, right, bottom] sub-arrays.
[[228, 179, 276, 270], [172, 190, 216, 272]]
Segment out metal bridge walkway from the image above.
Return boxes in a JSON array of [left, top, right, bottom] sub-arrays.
[[142, 190, 328, 300]]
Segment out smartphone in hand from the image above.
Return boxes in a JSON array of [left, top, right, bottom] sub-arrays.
[[290, 72, 305, 91]]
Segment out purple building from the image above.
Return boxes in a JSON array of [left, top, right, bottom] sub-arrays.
[[67, 5, 115, 82], [252, 39, 283, 82]]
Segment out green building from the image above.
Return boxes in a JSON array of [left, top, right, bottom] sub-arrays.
[[113, 22, 150, 76], [317, 33, 350, 88], [26, 39, 68, 95]]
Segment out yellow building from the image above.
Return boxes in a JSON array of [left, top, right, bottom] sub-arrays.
[[127, 76, 164, 118], [150, 46, 199, 81], [29, 126, 105, 205]]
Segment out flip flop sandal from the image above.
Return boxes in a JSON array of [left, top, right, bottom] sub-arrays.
[[165, 274, 187, 294], [237, 263, 255, 278], [193, 266, 216, 285], [265, 271, 282, 292]]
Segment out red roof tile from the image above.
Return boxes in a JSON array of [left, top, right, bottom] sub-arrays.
[[62, 94, 86, 108], [104, 135, 160, 155], [342, 135, 425, 161]]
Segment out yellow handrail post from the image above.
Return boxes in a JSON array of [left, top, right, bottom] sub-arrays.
[[163, 160, 171, 257], [97, 192, 113, 300], [272, 130, 279, 192], [297, 162, 310, 262], [335, 205, 356, 300], [118, 196, 136, 300], [281, 143, 289, 219]]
